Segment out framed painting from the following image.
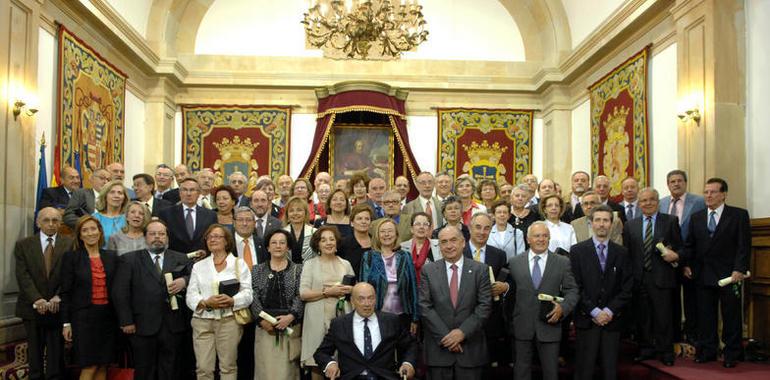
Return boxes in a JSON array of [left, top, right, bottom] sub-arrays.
[[329, 124, 394, 183]]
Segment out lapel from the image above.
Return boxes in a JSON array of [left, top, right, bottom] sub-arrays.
[[712, 206, 731, 239], [604, 243, 617, 274], [436, 259, 450, 298], [682, 195, 695, 220], [50, 236, 71, 274], [343, 313, 364, 358], [192, 206, 208, 239], [28, 235, 47, 277], [140, 250, 164, 283], [538, 252, 556, 291], [653, 214, 666, 244], [174, 205, 187, 236], [456, 259, 474, 307]]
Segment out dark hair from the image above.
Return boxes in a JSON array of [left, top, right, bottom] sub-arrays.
[[73, 215, 105, 250], [349, 172, 370, 191], [589, 204, 614, 223], [156, 163, 174, 175], [539, 194, 565, 219], [410, 212, 431, 226], [213, 185, 238, 204], [489, 199, 510, 214], [133, 173, 156, 189], [706, 177, 728, 192], [572, 171, 590, 181], [255, 177, 274, 191], [144, 219, 168, 235], [666, 170, 688, 183], [325, 189, 351, 216], [477, 179, 499, 200], [440, 195, 463, 214], [350, 203, 374, 220], [263, 229, 297, 257], [291, 178, 314, 198], [310, 225, 342, 254], [203, 224, 235, 254]]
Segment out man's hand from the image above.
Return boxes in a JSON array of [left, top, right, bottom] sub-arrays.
[[33, 299, 48, 315], [731, 271, 746, 283], [399, 363, 415, 379], [661, 248, 679, 263], [324, 362, 340, 379], [62, 325, 72, 342], [683, 266, 693, 279], [547, 301, 563, 324], [259, 320, 275, 335], [440, 328, 465, 349], [491, 281, 509, 297], [121, 324, 136, 334], [167, 278, 186, 295], [275, 314, 295, 331], [409, 322, 419, 336], [593, 311, 612, 326], [48, 295, 61, 313]]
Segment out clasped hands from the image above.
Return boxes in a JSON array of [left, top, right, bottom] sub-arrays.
[[592, 310, 613, 326], [33, 295, 61, 315], [323, 284, 352, 298], [204, 294, 235, 309], [259, 314, 295, 335], [441, 328, 465, 353]]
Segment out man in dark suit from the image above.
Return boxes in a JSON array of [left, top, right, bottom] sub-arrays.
[[420, 226, 492, 379], [132, 173, 172, 216], [684, 178, 750, 368], [250, 190, 282, 262], [254, 176, 281, 217], [463, 213, 509, 369], [112, 220, 191, 380], [659, 169, 706, 342], [620, 177, 642, 221], [232, 206, 258, 380], [14, 207, 73, 380], [508, 221, 578, 380], [623, 188, 683, 365], [63, 168, 110, 228], [228, 171, 251, 208], [573, 176, 626, 223], [157, 177, 218, 254], [315, 283, 417, 380], [154, 164, 177, 202], [367, 177, 387, 219], [571, 205, 633, 380], [403, 171, 445, 230], [39, 166, 81, 211]]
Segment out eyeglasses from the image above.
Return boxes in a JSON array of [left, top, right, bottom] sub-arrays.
[[412, 222, 431, 227], [207, 234, 226, 240], [382, 200, 400, 205]]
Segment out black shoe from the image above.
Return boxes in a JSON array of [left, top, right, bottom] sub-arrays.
[[694, 356, 715, 364], [634, 355, 653, 363], [661, 357, 674, 366], [723, 360, 737, 368]]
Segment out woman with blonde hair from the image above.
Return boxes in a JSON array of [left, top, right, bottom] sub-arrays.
[[93, 180, 129, 247], [106, 201, 150, 255], [283, 196, 317, 263], [455, 174, 486, 225]]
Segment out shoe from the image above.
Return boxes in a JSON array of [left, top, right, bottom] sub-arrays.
[[634, 355, 653, 363], [661, 357, 674, 366], [694, 356, 715, 364], [723, 360, 737, 368]]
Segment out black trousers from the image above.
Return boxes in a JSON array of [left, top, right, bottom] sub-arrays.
[[23, 319, 64, 380], [636, 272, 674, 358], [574, 327, 620, 380], [514, 339, 559, 380], [130, 327, 184, 380], [426, 364, 483, 380], [236, 321, 256, 380], [696, 284, 743, 361], [674, 274, 699, 342]]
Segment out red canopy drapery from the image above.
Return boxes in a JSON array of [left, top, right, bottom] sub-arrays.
[[299, 86, 422, 198]]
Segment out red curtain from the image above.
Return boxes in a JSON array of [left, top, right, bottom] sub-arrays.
[[299, 90, 422, 198]]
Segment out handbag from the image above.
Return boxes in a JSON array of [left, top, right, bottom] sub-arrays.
[[232, 258, 253, 325], [107, 353, 134, 380]]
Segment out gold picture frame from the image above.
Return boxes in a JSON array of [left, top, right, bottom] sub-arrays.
[[329, 123, 394, 183]]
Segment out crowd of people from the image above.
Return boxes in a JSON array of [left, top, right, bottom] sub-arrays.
[[17, 163, 751, 380]]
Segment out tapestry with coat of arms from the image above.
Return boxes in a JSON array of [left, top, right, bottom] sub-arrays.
[[437, 108, 533, 186], [182, 105, 291, 191], [54, 26, 127, 185], [589, 45, 650, 201]]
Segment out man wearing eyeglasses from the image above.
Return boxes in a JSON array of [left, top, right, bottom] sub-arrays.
[[63, 168, 110, 228], [157, 177, 218, 254], [371, 191, 412, 244]]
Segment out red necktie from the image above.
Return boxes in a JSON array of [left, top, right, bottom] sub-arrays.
[[449, 264, 459, 307]]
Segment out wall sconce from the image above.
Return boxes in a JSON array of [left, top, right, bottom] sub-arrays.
[[12, 100, 38, 121], [677, 108, 701, 125]]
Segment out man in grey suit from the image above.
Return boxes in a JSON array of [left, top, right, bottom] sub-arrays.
[[250, 190, 282, 262], [571, 191, 623, 245], [419, 226, 492, 380], [63, 168, 110, 228], [508, 221, 578, 380], [658, 169, 705, 343], [403, 171, 445, 229]]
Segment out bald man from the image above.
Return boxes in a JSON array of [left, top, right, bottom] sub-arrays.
[[315, 283, 417, 380], [39, 166, 81, 210], [63, 168, 110, 228], [573, 176, 626, 223]]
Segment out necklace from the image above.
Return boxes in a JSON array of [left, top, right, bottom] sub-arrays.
[[213, 254, 228, 266]]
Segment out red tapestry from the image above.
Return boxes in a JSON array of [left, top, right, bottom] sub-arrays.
[[589, 46, 650, 201]]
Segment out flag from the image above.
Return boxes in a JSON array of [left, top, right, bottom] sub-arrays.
[[34, 139, 48, 221]]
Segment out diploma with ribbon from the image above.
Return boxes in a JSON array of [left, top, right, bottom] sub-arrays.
[[258, 311, 295, 335], [655, 242, 679, 268], [164, 273, 179, 310], [538, 293, 564, 303], [718, 271, 751, 287]]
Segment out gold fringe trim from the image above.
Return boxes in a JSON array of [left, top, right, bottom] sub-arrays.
[[301, 114, 337, 179], [389, 116, 418, 179], [317, 106, 406, 120]]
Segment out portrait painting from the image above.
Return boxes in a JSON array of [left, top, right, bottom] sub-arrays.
[[329, 124, 394, 183]]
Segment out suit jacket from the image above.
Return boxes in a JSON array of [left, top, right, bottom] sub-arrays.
[[463, 244, 508, 338], [112, 249, 192, 336], [573, 201, 627, 223], [620, 201, 643, 221], [571, 215, 623, 245], [419, 258, 491, 367], [402, 196, 445, 227], [157, 204, 218, 254], [371, 216, 412, 244], [622, 213, 683, 288], [161, 188, 181, 204], [14, 234, 74, 320], [659, 193, 706, 241], [237, 194, 250, 208], [684, 205, 751, 287], [59, 248, 118, 324], [314, 311, 417, 380], [569, 240, 633, 331], [255, 214, 283, 262], [63, 188, 96, 228], [508, 251, 578, 342], [39, 186, 73, 210], [133, 197, 173, 217]]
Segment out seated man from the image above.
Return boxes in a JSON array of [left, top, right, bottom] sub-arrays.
[[315, 282, 416, 380]]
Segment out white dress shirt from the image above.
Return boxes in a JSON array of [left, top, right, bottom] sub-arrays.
[[353, 312, 381, 355], [445, 256, 465, 288], [545, 220, 577, 253], [147, 250, 164, 270], [528, 250, 549, 278], [418, 196, 439, 227], [186, 254, 253, 319], [39, 233, 58, 252], [622, 200, 638, 219], [467, 242, 486, 263], [235, 234, 258, 265]]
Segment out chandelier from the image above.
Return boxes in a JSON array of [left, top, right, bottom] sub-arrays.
[[302, 0, 429, 61]]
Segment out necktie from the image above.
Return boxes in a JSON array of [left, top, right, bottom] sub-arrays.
[[669, 197, 680, 219], [154, 254, 162, 274], [243, 238, 254, 268], [532, 256, 542, 289], [473, 248, 481, 262], [707, 210, 717, 237], [643, 216, 653, 271], [449, 264, 459, 307], [44, 237, 54, 278], [202, 196, 212, 209], [363, 318, 373, 359], [145, 202, 151, 213], [626, 204, 634, 221], [185, 208, 195, 239], [425, 200, 433, 220], [597, 243, 607, 272], [255, 219, 264, 240]]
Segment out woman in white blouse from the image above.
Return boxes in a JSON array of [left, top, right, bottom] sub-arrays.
[[539, 194, 577, 254], [487, 200, 526, 262], [186, 224, 253, 380]]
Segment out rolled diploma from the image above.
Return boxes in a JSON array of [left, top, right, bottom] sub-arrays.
[[164, 273, 179, 310], [655, 243, 679, 268], [258, 311, 294, 335], [187, 250, 204, 259], [489, 267, 499, 301], [538, 293, 564, 303], [718, 271, 751, 287]]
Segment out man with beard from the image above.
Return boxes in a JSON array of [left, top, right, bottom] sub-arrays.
[[568, 171, 590, 213], [112, 220, 192, 380]]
